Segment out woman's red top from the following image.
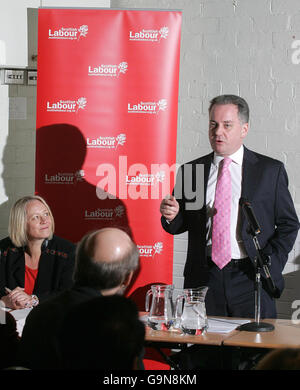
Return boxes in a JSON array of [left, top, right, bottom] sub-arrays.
[[24, 265, 38, 295]]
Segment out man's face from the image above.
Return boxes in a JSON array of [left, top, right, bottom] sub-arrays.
[[209, 104, 248, 156]]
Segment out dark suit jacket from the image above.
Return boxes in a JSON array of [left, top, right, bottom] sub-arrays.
[[162, 146, 300, 296], [0, 235, 75, 303]]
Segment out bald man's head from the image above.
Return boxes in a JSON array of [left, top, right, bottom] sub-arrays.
[[73, 228, 139, 291], [85, 228, 134, 264]]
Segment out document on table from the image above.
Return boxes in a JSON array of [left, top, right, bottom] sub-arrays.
[[207, 318, 251, 333]]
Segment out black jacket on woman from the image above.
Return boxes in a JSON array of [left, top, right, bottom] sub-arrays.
[[0, 235, 76, 303]]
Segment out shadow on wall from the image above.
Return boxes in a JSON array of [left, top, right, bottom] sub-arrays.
[[35, 123, 133, 244]]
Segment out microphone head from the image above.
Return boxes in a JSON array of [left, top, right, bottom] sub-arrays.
[[239, 198, 261, 235]]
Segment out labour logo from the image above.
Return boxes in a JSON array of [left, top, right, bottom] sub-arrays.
[[88, 62, 128, 77], [87, 133, 126, 149], [48, 25, 88, 40], [44, 170, 85, 185], [129, 26, 169, 42], [46, 97, 87, 113], [138, 242, 163, 258], [84, 206, 125, 220], [128, 99, 167, 114], [126, 171, 166, 186]]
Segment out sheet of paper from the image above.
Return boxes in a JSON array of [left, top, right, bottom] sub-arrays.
[[207, 318, 251, 333], [10, 307, 32, 321]]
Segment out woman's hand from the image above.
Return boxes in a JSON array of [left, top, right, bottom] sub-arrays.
[[3, 287, 33, 309]]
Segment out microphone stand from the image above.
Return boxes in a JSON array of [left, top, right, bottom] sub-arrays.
[[238, 226, 275, 332]]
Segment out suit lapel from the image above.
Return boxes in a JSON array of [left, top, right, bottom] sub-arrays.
[[240, 147, 260, 235], [241, 146, 259, 202]]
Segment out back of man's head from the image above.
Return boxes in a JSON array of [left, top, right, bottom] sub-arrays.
[[73, 228, 139, 291], [59, 295, 145, 370]]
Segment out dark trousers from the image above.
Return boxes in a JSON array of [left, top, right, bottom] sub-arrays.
[[205, 258, 277, 319]]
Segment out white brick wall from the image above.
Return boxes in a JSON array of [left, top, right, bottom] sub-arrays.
[[1, 0, 300, 318], [111, 0, 300, 319]]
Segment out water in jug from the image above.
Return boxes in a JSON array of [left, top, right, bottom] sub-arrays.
[[175, 286, 208, 335], [145, 284, 175, 330]]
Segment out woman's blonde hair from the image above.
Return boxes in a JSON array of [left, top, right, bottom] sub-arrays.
[[8, 195, 55, 247]]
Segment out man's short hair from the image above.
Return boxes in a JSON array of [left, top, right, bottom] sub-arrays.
[[208, 94, 249, 124], [73, 229, 139, 290], [59, 295, 145, 370]]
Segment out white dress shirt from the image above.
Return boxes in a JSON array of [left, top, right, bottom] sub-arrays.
[[206, 145, 247, 259]]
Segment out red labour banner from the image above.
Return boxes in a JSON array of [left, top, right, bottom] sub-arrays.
[[35, 8, 182, 310]]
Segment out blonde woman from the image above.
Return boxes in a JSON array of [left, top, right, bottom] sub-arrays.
[[0, 195, 75, 310]]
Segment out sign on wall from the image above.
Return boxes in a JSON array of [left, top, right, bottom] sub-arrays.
[[35, 8, 182, 302]]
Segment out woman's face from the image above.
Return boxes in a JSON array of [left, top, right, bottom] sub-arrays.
[[26, 200, 52, 242]]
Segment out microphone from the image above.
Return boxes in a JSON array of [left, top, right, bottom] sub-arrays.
[[239, 198, 261, 235], [239, 199, 280, 301]]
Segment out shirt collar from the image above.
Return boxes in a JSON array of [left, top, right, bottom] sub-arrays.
[[213, 145, 244, 167]]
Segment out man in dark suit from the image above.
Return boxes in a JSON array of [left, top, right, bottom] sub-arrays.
[[161, 95, 299, 318], [59, 296, 145, 370]]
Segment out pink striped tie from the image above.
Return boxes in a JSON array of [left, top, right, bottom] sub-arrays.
[[211, 157, 232, 269]]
